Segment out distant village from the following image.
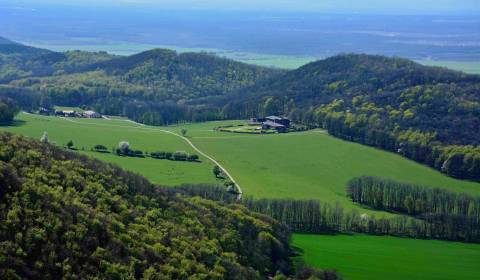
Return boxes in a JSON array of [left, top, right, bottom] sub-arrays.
[[38, 107, 102, 119]]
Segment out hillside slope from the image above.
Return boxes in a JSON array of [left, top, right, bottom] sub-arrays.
[[0, 37, 115, 83], [0, 132, 301, 279], [224, 54, 480, 180]]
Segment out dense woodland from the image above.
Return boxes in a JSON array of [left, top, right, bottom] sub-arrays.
[[1, 38, 480, 181], [0, 132, 343, 280]]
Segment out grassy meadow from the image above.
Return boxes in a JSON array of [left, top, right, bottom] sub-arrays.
[[2, 113, 219, 186], [293, 234, 480, 280], [3, 113, 480, 212], [174, 122, 480, 208]]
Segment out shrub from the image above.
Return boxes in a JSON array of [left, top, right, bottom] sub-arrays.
[[94, 145, 109, 153], [165, 152, 173, 160], [188, 154, 199, 162], [173, 151, 188, 161], [151, 151, 166, 159]]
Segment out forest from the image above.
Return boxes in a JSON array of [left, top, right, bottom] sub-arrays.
[[0, 132, 341, 280]]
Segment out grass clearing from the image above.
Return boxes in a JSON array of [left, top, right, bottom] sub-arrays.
[[1, 113, 218, 186], [293, 234, 480, 280], [172, 122, 480, 212]]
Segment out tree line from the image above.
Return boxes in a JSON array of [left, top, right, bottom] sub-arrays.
[[175, 184, 480, 243]]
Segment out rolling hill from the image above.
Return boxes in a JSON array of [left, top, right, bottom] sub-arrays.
[[224, 54, 480, 180]]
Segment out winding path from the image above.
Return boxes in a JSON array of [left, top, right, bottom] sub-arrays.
[[57, 114, 243, 198]]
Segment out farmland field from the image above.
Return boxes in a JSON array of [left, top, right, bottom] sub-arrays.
[[1, 113, 219, 186], [174, 122, 480, 207], [3, 113, 480, 212], [3, 112, 480, 279], [293, 234, 480, 280]]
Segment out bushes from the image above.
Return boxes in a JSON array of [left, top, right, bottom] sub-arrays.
[[173, 151, 188, 161], [152, 150, 200, 162], [93, 144, 109, 153]]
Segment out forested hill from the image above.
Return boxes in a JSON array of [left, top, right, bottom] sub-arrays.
[[0, 132, 339, 279], [0, 37, 115, 83], [0, 38, 282, 124], [226, 54, 480, 181], [77, 47, 282, 97]]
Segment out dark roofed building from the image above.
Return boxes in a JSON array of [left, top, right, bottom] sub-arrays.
[[262, 120, 287, 133], [266, 116, 290, 128]]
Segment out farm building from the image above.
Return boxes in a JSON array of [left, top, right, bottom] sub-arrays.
[[83, 110, 101, 118], [250, 115, 291, 133], [55, 110, 76, 117], [266, 116, 291, 128]]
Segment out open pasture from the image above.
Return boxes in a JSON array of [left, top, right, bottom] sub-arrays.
[[293, 234, 480, 280], [2, 113, 218, 186], [3, 114, 480, 212]]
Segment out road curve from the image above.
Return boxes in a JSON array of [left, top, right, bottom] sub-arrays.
[[124, 119, 243, 199], [57, 114, 243, 198]]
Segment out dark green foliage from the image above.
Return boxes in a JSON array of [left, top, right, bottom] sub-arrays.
[[0, 132, 298, 279], [150, 151, 166, 159], [188, 154, 199, 162], [347, 176, 480, 241], [1, 40, 281, 125], [93, 144, 109, 153], [66, 140, 74, 149], [213, 165, 222, 178], [0, 98, 19, 123], [0, 38, 115, 83], [173, 151, 188, 161]]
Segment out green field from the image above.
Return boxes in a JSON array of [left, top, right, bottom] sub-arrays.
[[293, 234, 480, 280], [2, 113, 219, 186], [4, 113, 480, 279], [417, 60, 480, 74], [3, 113, 480, 213], [173, 122, 480, 208]]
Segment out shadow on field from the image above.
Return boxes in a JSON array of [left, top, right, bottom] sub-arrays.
[[1, 120, 26, 127]]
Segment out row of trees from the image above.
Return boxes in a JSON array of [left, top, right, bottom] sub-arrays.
[[175, 184, 480, 243], [347, 176, 480, 217]]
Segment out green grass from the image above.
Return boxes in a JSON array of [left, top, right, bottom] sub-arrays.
[[4, 114, 480, 213], [293, 234, 480, 280], [1, 113, 219, 186], [4, 113, 480, 279], [170, 121, 480, 212]]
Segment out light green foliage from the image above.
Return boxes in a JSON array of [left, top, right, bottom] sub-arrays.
[[0, 132, 294, 279], [293, 234, 480, 280]]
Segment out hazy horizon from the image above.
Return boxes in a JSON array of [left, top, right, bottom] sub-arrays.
[[2, 0, 480, 15]]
